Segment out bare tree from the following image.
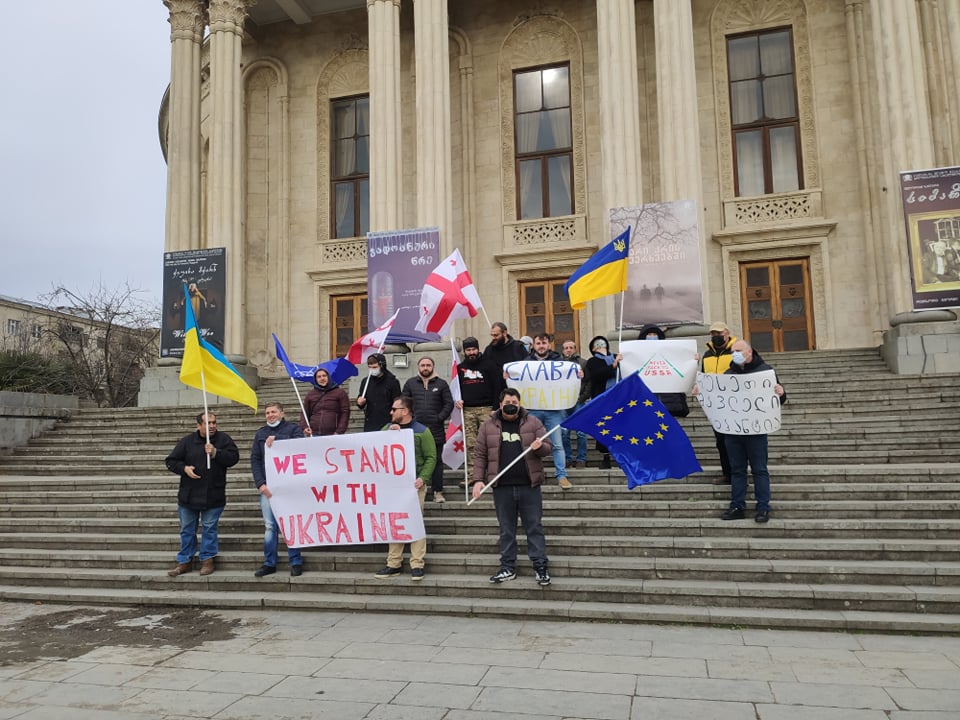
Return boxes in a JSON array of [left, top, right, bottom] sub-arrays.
[[40, 282, 160, 407]]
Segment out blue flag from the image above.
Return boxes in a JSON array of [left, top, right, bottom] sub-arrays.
[[561, 371, 701, 489], [272, 334, 358, 386]]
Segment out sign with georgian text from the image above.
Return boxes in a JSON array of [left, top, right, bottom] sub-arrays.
[[504, 360, 582, 410], [695, 370, 782, 435], [265, 431, 425, 548], [160, 247, 226, 358], [620, 339, 698, 393]]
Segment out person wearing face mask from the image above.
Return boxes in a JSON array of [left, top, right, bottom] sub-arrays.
[[300, 368, 350, 437], [251, 402, 305, 577], [700, 321, 737, 484], [471, 388, 552, 586], [519, 335, 534, 354], [720, 340, 786, 524], [585, 335, 622, 469], [402, 357, 454, 502], [356, 353, 401, 432], [639, 324, 689, 418]]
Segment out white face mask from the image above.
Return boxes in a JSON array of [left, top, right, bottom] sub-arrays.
[[368, 367, 381, 377], [731, 351, 746, 365], [266, 419, 282, 428]]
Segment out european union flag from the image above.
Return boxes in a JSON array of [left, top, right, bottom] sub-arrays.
[[562, 371, 701, 489], [272, 334, 358, 386]]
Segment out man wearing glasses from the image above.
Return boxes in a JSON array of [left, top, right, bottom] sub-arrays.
[[374, 396, 437, 581], [164, 412, 239, 577]]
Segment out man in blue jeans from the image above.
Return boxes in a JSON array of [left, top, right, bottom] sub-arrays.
[[165, 412, 239, 577], [719, 340, 787, 524], [250, 402, 305, 577], [560, 339, 589, 468]]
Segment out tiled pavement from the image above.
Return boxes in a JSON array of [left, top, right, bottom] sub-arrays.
[[0, 602, 958, 719]]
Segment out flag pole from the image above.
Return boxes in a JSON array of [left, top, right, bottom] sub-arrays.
[[466, 424, 560, 506], [359, 334, 390, 401], [288, 375, 307, 426], [200, 368, 211, 470]]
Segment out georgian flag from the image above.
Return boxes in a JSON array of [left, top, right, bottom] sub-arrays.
[[346, 309, 400, 365], [442, 337, 465, 469], [414, 249, 483, 337]]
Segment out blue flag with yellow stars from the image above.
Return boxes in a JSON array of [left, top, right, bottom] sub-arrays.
[[561, 371, 702, 489]]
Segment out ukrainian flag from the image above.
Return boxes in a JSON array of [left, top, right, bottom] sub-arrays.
[[564, 227, 631, 310], [180, 284, 258, 411]]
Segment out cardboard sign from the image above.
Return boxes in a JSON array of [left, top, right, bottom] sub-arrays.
[[620, 339, 698, 393], [504, 360, 581, 410], [265, 430, 425, 548], [695, 370, 782, 435]]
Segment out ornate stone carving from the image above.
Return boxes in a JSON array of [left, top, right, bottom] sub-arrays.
[[710, 0, 821, 215], [335, 33, 368, 54], [316, 49, 370, 244], [514, 2, 566, 26], [499, 15, 586, 227], [164, 0, 204, 41], [321, 239, 368, 265], [511, 218, 579, 246], [731, 193, 812, 224], [208, 0, 254, 34]]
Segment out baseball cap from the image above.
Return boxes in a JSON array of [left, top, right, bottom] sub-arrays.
[[709, 321, 729, 333]]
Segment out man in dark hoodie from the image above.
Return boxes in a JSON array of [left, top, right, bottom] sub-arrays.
[[356, 353, 401, 432], [483, 321, 527, 370], [720, 340, 786, 524], [402, 357, 453, 502], [639, 324, 689, 418], [456, 337, 503, 457]]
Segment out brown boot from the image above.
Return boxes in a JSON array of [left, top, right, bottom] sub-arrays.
[[199, 558, 215, 576], [167, 562, 192, 577]]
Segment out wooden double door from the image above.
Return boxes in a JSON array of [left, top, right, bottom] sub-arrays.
[[739, 258, 815, 352]]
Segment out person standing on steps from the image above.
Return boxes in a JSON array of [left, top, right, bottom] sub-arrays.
[[164, 412, 239, 578], [300, 367, 350, 437], [585, 335, 622, 469], [560, 339, 590, 468], [483, 322, 528, 370], [402, 357, 453, 503], [718, 340, 787, 524], [251, 402, 305, 578], [356, 352, 401, 432], [700, 321, 737, 485]]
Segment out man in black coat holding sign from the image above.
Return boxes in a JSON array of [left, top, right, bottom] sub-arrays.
[[720, 341, 786, 524]]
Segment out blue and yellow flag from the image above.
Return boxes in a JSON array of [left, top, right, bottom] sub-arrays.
[[564, 227, 630, 310], [180, 284, 258, 412], [272, 333, 358, 386], [561, 371, 701, 489]]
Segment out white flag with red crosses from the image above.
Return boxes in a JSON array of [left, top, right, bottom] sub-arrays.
[[442, 337, 465, 469], [414, 249, 483, 337]]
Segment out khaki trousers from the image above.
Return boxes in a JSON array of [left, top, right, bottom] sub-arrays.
[[386, 484, 427, 569]]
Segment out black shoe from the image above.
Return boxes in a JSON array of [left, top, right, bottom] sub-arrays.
[[712, 476, 731, 485], [720, 507, 745, 520], [755, 509, 770, 524], [535, 568, 551, 586], [254, 564, 276, 577], [599, 455, 611, 470], [411, 568, 425, 581], [374, 566, 402, 578], [489, 568, 517, 583], [290, 565, 303, 577]]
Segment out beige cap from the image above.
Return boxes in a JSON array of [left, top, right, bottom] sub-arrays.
[[708, 321, 729, 333]]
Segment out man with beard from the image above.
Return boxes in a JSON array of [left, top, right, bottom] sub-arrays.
[[165, 412, 239, 577], [402, 357, 453, 503], [356, 352, 401, 432], [456, 336, 503, 458], [483, 322, 527, 370], [251, 402, 305, 577]]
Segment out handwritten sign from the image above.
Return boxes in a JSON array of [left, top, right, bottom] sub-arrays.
[[504, 360, 581, 410], [695, 370, 782, 435], [620, 339, 698, 393], [264, 430, 424, 548]]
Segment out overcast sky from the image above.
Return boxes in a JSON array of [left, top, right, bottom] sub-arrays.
[[0, 2, 171, 306]]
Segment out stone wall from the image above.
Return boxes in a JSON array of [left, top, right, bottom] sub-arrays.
[[0, 391, 78, 454]]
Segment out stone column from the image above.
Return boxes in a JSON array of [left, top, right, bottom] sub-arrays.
[[367, 0, 403, 231], [162, 0, 205, 252], [939, 0, 960, 163], [870, 0, 935, 317], [596, 0, 642, 210], [413, 0, 452, 248], [207, 0, 254, 354]]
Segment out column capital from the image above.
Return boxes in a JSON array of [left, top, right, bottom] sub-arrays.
[[367, 0, 401, 9], [163, 0, 204, 42], [208, 0, 255, 34]]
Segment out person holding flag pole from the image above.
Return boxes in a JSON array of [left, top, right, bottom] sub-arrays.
[[442, 337, 470, 500], [272, 334, 358, 425]]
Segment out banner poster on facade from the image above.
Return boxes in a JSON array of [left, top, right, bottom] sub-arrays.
[[899, 166, 960, 310], [160, 247, 227, 358], [695, 370, 782, 436], [367, 227, 441, 343], [610, 201, 704, 328], [619, 339, 699, 393], [264, 431, 425, 548]]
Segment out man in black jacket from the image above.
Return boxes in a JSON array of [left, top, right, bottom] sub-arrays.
[[164, 412, 240, 577], [456, 337, 503, 458], [483, 322, 527, 370], [720, 341, 787, 524], [356, 353, 401, 432], [251, 402, 305, 577], [402, 357, 453, 502]]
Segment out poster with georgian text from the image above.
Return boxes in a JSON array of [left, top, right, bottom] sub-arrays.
[[900, 167, 960, 310], [160, 248, 227, 358], [367, 227, 440, 343], [611, 201, 704, 328]]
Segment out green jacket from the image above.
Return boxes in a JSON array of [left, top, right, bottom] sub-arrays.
[[381, 420, 437, 481]]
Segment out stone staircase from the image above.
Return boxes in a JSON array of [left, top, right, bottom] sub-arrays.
[[1, 348, 959, 633]]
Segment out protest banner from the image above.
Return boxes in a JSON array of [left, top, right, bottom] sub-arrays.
[[695, 370, 782, 435], [503, 360, 581, 410], [619, 339, 698, 393], [265, 430, 425, 548]]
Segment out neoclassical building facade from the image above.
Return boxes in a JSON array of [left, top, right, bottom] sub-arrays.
[[159, 0, 960, 378]]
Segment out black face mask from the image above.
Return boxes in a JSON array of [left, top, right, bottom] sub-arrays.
[[501, 404, 519, 417], [710, 334, 725, 346]]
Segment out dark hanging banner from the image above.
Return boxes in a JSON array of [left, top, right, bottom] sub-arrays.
[[160, 247, 227, 358], [900, 167, 960, 310]]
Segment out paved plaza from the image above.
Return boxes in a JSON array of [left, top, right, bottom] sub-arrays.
[[0, 601, 958, 719]]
